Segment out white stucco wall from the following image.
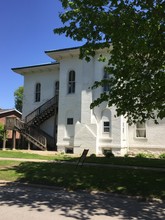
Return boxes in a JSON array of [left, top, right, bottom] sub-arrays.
[[56, 54, 126, 155], [57, 56, 82, 152], [21, 65, 59, 139], [22, 67, 59, 118], [18, 47, 165, 156], [128, 118, 165, 152]]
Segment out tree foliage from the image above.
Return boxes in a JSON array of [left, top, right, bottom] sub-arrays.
[[0, 123, 4, 141], [54, 0, 165, 123], [14, 86, 24, 112]]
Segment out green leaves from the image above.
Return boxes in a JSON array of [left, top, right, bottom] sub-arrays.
[[55, 0, 165, 123], [14, 86, 24, 113]]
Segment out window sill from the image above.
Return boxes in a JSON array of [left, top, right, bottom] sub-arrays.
[[63, 137, 74, 141], [134, 137, 147, 140], [67, 93, 75, 96], [100, 137, 113, 141]]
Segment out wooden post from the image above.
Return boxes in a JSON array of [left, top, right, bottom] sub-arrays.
[[2, 130, 6, 150], [12, 130, 16, 150], [28, 142, 30, 150]]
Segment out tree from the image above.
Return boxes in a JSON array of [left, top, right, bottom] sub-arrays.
[[54, 0, 165, 124], [0, 123, 4, 141], [14, 86, 24, 112]]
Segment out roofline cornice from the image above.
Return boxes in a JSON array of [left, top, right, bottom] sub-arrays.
[[12, 62, 60, 75]]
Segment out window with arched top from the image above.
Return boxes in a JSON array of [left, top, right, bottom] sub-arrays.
[[103, 67, 110, 93], [101, 109, 111, 135], [35, 83, 41, 102], [68, 70, 75, 94], [55, 81, 59, 96]]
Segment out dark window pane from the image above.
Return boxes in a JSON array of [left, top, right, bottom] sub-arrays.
[[67, 118, 73, 125]]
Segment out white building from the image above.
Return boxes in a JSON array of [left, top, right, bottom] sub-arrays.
[[12, 46, 165, 155]]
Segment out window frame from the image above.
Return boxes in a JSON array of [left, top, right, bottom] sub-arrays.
[[103, 120, 110, 133], [35, 83, 41, 102], [135, 122, 146, 138], [67, 118, 74, 125], [68, 70, 75, 94], [55, 81, 59, 96], [103, 67, 110, 93]]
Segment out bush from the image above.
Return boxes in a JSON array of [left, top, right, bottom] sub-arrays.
[[135, 152, 155, 159], [89, 154, 96, 158], [103, 150, 114, 158], [135, 153, 147, 158], [159, 153, 165, 159]]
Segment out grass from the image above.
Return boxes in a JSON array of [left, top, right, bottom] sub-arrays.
[[0, 160, 165, 200], [0, 149, 165, 168], [0, 160, 21, 168], [0, 150, 72, 161], [85, 156, 165, 168]]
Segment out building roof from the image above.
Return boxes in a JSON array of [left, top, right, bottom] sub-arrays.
[[45, 46, 81, 54], [0, 109, 22, 118], [45, 46, 81, 61], [12, 62, 59, 75]]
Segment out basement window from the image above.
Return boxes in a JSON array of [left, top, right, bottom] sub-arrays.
[[67, 118, 73, 125], [65, 148, 74, 154]]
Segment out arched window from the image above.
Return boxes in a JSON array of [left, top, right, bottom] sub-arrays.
[[35, 83, 41, 102], [55, 81, 59, 96], [103, 67, 110, 92], [68, 70, 75, 94], [101, 109, 111, 135]]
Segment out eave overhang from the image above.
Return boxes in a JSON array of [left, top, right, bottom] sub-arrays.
[[45, 46, 81, 61], [12, 62, 60, 75]]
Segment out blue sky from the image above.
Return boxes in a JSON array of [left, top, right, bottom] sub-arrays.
[[0, 0, 82, 109]]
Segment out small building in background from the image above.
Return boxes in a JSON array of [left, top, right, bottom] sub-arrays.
[[0, 108, 22, 149]]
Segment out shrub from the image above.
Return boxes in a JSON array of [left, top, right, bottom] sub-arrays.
[[135, 152, 155, 159], [159, 153, 165, 159], [103, 150, 114, 158], [89, 154, 96, 158], [135, 153, 147, 158]]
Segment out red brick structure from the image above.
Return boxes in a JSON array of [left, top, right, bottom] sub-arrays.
[[0, 108, 22, 149]]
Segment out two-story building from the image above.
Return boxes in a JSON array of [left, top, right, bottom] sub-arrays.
[[12, 46, 165, 155]]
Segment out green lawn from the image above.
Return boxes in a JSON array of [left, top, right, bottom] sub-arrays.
[[0, 149, 165, 168], [0, 160, 164, 200], [0, 150, 72, 161]]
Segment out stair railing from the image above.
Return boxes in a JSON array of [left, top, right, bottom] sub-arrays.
[[15, 118, 47, 148], [25, 95, 58, 124]]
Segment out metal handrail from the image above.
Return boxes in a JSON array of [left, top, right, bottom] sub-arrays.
[[25, 95, 58, 124]]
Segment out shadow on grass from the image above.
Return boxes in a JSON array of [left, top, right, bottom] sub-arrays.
[[12, 162, 165, 200], [0, 162, 165, 219]]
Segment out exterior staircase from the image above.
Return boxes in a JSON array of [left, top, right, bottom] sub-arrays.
[[25, 96, 58, 126], [14, 118, 47, 150], [6, 95, 58, 151]]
